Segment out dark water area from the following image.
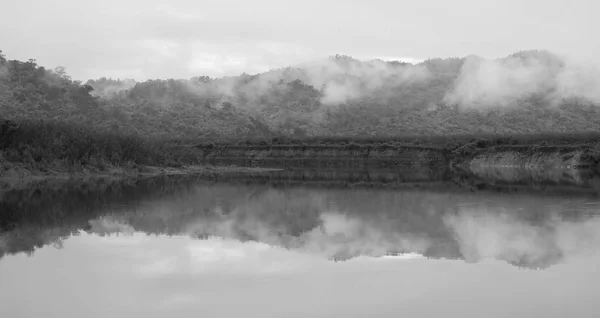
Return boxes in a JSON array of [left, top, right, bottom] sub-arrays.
[[1, 168, 600, 317]]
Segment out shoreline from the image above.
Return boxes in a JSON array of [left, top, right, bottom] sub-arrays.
[[1, 162, 598, 197], [196, 143, 600, 172], [0, 164, 282, 192], [1, 142, 599, 192]]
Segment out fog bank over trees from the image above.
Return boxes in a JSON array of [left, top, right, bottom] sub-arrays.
[[2, 49, 600, 139]]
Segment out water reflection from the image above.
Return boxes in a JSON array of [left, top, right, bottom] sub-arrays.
[[1, 172, 599, 269], [2, 170, 600, 317], [1, 231, 599, 318]]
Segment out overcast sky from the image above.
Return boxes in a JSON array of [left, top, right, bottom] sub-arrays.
[[2, 0, 598, 80]]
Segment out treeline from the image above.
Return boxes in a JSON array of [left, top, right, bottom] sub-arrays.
[[0, 50, 273, 140], [0, 118, 205, 173], [3, 49, 600, 142], [85, 50, 600, 138], [0, 175, 208, 257]]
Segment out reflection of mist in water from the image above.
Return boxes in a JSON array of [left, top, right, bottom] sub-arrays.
[[180, 210, 431, 261], [86, 197, 600, 268], [88, 217, 135, 236], [298, 213, 432, 260], [2, 177, 600, 269], [444, 207, 600, 268], [445, 209, 562, 268]]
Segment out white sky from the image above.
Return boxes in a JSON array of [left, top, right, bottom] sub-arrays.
[[1, 0, 598, 80]]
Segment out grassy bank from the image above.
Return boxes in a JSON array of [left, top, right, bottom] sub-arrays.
[[0, 118, 282, 189], [1, 118, 205, 168], [1, 118, 205, 176]]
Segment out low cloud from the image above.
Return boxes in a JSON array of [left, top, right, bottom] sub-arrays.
[[86, 49, 600, 110], [298, 57, 431, 104], [444, 51, 600, 108], [179, 55, 431, 106]]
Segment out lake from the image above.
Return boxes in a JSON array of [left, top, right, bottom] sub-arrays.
[[1, 169, 600, 317]]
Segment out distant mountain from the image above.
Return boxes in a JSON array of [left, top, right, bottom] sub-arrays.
[[2, 49, 600, 139]]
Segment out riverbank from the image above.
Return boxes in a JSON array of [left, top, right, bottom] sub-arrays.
[[194, 142, 600, 173], [2, 119, 599, 189], [197, 144, 448, 168], [452, 144, 600, 170], [0, 161, 281, 192], [2, 141, 598, 193]]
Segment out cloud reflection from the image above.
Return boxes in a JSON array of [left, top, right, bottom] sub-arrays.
[[3, 181, 600, 270], [85, 202, 600, 269], [444, 207, 600, 268]]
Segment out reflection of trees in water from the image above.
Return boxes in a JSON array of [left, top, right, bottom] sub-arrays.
[[0, 175, 207, 258], [1, 172, 599, 269]]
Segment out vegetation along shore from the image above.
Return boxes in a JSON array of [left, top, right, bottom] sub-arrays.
[[1, 49, 600, 187]]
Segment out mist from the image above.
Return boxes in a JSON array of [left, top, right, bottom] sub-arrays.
[[444, 51, 600, 108], [86, 77, 137, 97], [88, 50, 600, 115], [180, 55, 431, 106], [290, 56, 431, 105]]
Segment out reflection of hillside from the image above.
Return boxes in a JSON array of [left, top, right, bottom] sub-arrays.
[[2, 174, 599, 269], [451, 167, 600, 197], [0, 175, 208, 258]]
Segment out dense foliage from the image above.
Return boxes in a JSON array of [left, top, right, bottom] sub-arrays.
[[0, 119, 203, 170], [2, 49, 600, 141]]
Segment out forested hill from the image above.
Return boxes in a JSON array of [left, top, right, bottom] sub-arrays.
[[2, 49, 600, 139]]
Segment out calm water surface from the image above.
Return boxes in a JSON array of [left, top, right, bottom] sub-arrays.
[[1, 170, 599, 317]]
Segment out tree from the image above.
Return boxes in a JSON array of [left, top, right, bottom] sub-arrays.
[[53, 66, 71, 81]]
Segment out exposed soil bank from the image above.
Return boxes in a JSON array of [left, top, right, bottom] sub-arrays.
[[201, 167, 600, 197], [196, 143, 600, 173], [198, 144, 448, 168], [457, 145, 598, 169]]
